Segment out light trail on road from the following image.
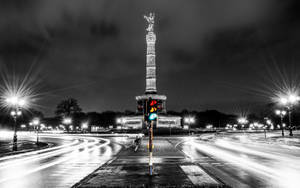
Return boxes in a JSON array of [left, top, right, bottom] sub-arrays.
[[0, 134, 123, 188], [178, 135, 300, 188], [0, 137, 79, 162]]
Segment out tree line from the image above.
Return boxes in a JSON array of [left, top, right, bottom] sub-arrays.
[[1, 97, 300, 130]]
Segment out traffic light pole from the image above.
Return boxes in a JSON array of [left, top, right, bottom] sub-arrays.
[[144, 97, 158, 176], [149, 120, 153, 176]]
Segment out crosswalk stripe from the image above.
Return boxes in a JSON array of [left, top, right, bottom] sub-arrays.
[[180, 165, 219, 186]]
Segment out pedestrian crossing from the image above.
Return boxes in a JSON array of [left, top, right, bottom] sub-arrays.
[[180, 165, 220, 186]]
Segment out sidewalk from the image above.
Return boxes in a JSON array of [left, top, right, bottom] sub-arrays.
[[250, 131, 300, 147], [74, 138, 223, 187]]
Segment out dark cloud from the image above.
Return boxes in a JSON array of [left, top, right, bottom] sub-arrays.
[[0, 0, 299, 115]]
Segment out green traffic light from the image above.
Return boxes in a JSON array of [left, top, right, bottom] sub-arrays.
[[148, 113, 157, 121]]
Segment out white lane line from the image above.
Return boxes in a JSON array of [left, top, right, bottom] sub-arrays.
[[180, 165, 219, 186]]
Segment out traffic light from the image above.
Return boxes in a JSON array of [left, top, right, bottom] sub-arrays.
[[148, 98, 158, 121]]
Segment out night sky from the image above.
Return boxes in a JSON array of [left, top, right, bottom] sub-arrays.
[[0, 0, 300, 116]]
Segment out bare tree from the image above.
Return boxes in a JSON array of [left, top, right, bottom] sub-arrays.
[[55, 98, 82, 117]]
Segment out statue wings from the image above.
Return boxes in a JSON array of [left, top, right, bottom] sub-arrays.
[[144, 13, 155, 32]]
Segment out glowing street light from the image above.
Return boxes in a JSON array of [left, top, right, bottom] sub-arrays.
[[184, 116, 195, 124], [237, 117, 248, 133], [33, 118, 40, 126], [275, 109, 287, 137], [81, 122, 88, 133], [225, 124, 233, 130], [62, 117, 72, 132], [5, 95, 27, 151], [275, 109, 287, 116], [206, 124, 213, 129], [116, 118, 122, 124], [82, 122, 88, 129], [278, 93, 300, 136], [5, 96, 27, 107], [63, 117, 72, 125], [237, 117, 248, 125], [116, 118, 126, 131], [1, 73, 39, 150], [266, 119, 272, 125], [184, 116, 195, 135]]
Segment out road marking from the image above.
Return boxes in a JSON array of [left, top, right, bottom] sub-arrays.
[[180, 165, 219, 186]]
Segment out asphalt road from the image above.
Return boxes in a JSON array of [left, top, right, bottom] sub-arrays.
[[0, 133, 127, 188], [175, 133, 300, 188], [1, 132, 299, 188], [76, 137, 221, 187]]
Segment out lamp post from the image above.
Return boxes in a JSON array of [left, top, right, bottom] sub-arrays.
[[278, 94, 300, 136], [184, 116, 195, 135], [81, 122, 88, 133], [5, 96, 26, 151], [275, 110, 287, 137], [237, 117, 248, 132], [265, 117, 274, 138], [32, 118, 40, 144], [116, 118, 125, 132], [63, 117, 72, 132]]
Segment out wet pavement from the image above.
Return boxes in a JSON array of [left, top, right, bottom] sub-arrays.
[[0, 134, 123, 188], [75, 138, 222, 187], [1, 132, 300, 188], [177, 133, 300, 188], [76, 134, 300, 188]]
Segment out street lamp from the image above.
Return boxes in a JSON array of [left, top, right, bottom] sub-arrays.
[[278, 93, 300, 136], [237, 117, 248, 134], [32, 118, 40, 143], [275, 109, 287, 137], [116, 118, 122, 124], [82, 122, 88, 129], [5, 96, 26, 151], [81, 122, 88, 133], [32, 118, 40, 144], [266, 119, 272, 126], [237, 117, 248, 129], [184, 116, 195, 135], [62, 117, 72, 132], [116, 118, 125, 131], [237, 117, 248, 124]]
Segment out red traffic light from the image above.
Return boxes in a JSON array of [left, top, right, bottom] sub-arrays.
[[150, 100, 157, 106]]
